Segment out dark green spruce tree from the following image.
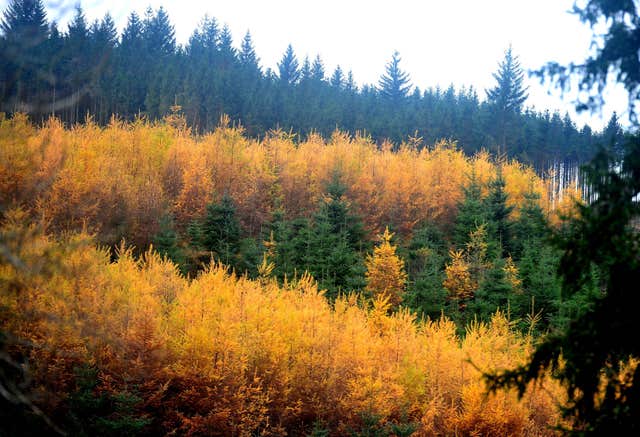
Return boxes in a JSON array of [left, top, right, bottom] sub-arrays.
[[453, 170, 487, 249], [486, 45, 529, 153], [484, 167, 514, 257], [403, 224, 448, 320], [378, 51, 411, 102], [0, 0, 49, 113]]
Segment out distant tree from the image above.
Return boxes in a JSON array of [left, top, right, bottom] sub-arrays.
[[511, 188, 548, 260], [239, 31, 260, 71], [218, 25, 236, 64], [311, 55, 325, 82], [65, 6, 91, 122], [471, 255, 519, 321], [486, 45, 529, 152], [306, 176, 366, 297], [277, 44, 300, 85], [143, 6, 175, 57], [330, 65, 344, 89], [487, 45, 529, 114], [345, 70, 357, 93], [378, 51, 411, 102], [602, 111, 624, 155], [0, 0, 49, 111], [89, 13, 117, 122], [114, 12, 146, 116]]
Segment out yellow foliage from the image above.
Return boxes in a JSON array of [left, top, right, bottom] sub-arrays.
[[504, 256, 523, 291], [365, 227, 407, 308], [0, 115, 555, 248], [443, 249, 476, 301], [0, 223, 564, 435]]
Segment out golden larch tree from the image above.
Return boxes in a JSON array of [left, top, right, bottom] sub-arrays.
[[365, 227, 407, 308], [443, 249, 475, 303]]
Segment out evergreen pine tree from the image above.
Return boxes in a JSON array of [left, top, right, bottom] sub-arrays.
[[486, 45, 529, 152], [65, 6, 91, 122], [311, 55, 325, 82], [404, 225, 447, 320], [115, 11, 146, 116], [201, 194, 242, 269], [486, 45, 528, 114], [511, 188, 548, 260], [0, 0, 49, 111], [453, 170, 487, 249], [330, 65, 344, 89], [470, 256, 518, 321], [378, 51, 411, 102], [153, 214, 185, 268], [307, 191, 365, 298], [239, 31, 260, 71], [277, 44, 300, 85], [484, 167, 514, 257]]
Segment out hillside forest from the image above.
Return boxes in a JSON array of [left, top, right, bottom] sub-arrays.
[[1, 0, 639, 436]]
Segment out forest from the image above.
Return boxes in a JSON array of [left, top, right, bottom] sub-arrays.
[[1, 0, 639, 436], [0, 2, 627, 172], [1, 113, 573, 435]]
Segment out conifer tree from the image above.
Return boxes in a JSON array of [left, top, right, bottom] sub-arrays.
[[0, 0, 49, 110], [365, 227, 407, 308], [484, 167, 514, 257], [330, 65, 344, 89], [378, 51, 411, 102], [311, 55, 325, 82], [277, 44, 300, 85], [453, 170, 487, 249], [153, 214, 185, 268], [114, 11, 145, 115], [306, 178, 366, 298], [511, 188, 548, 260], [404, 225, 447, 319], [200, 194, 241, 269], [486, 45, 529, 152], [65, 6, 91, 122], [239, 31, 259, 71], [470, 256, 519, 321], [486, 45, 528, 114], [489, 135, 640, 433]]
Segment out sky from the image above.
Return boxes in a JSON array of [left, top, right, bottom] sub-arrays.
[[2, 0, 632, 131]]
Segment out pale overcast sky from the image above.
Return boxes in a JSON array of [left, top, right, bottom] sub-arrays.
[[2, 0, 632, 130]]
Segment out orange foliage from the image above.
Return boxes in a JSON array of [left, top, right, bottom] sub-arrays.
[[0, 220, 565, 435], [0, 115, 555, 249]]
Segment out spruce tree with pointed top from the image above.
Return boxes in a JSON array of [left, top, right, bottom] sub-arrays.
[[277, 44, 300, 85], [378, 51, 411, 102], [453, 170, 487, 249], [484, 167, 514, 257], [486, 45, 529, 152], [0, 0, 49, 110]]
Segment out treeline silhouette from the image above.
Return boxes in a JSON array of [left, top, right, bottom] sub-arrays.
[[0, 1, 624, 169]]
